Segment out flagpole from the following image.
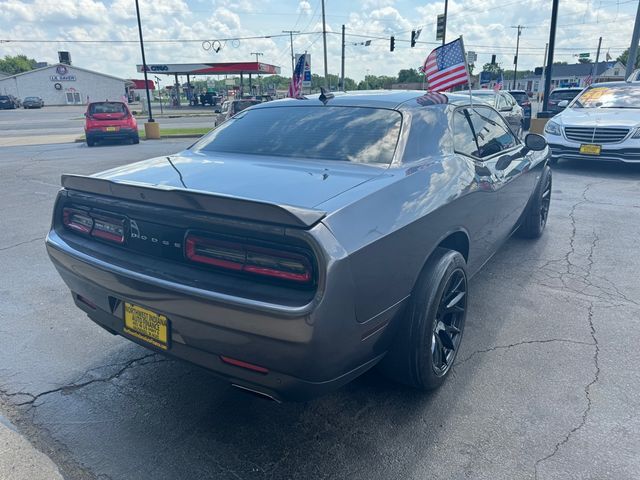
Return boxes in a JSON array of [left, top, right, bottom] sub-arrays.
[[459, 35, 473, 109]]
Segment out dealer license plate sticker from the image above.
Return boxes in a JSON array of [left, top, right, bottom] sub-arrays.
[[580, 144, 601, 155], [105, 126, 119, 132], [124, 303, 170, 350]]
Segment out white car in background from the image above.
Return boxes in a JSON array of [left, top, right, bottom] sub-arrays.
[[543, 82, 640, 164]]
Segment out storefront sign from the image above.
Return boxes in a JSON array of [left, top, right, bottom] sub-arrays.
[[50, 75, 77, 81]]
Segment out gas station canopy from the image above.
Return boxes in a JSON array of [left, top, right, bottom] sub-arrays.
[[135, 62, 281, 75]]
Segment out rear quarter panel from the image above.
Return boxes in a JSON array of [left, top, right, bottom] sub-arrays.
[[320, 154, 493, 323]]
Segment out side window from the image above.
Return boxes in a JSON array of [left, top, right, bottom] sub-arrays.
[[468, 107, 518, 158], [453, 109, 478, 157], [496, 95, 506, 110], [221, 102, 229, 114]]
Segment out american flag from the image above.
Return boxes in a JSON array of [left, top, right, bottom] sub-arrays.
[[288, 55, 306, 98], [423, 38, 469, 92], [584, 74, 593, 86], [493, 74, 504, 92], [416, 91, 448, 106]]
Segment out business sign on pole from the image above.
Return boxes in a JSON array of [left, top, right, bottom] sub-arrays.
[[579, 52, 590, 59], [467, 51, 477, 64], [436, 14, 445, 41], [295, 53, 312, 87]]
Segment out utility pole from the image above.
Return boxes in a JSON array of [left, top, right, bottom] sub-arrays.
[[341, 24, 346, 91], [442, 0, 448, 45], [625, 0, 640, 78], [540, 42, 548, 101], [542, 0, 559, 113], [321, 0, 329, 86], [135, 0, 153, 123], [282, 30, 300, 77], [511, 25, 525, 89], [592, 36, 602, 82], [250, 52, 263, 63]]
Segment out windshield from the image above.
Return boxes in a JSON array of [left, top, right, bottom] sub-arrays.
[[195, 106, 402, 164], [510, 92, 529, 103], [572, 85, 640, 109], [549, 90, 581, 101], [25, 97, 39, 101]]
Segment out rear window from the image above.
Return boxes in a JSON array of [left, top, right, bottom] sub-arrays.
[[89, 102, 126, 114], [196, 106, 402, 164], [549, 90, 581, 101], [25, 97, 38, 101], [510, 92, 529, 103]]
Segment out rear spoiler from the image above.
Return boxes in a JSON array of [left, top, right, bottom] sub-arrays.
[[61, 174, 326, 229]]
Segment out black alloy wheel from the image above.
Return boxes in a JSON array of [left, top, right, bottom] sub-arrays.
[[539, 172, 552, 230], [379, 247, 468, 390], [431, 269, 467, 377]]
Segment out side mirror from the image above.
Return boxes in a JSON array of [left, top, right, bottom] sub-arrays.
[[500, 105, 513, 112], [557, 100, 569, 108], [524, 133, 547, 152], [84, 112, 88, 117]]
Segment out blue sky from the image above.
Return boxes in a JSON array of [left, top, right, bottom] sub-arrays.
[[0, 0, 637, 81]]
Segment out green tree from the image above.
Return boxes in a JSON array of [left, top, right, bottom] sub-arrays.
[[578, 58, 592, 64], [0, 55, 37, 75], [617, 48, 640, 69], [482, 63, 503, 74], [397, 68, 422, 83]]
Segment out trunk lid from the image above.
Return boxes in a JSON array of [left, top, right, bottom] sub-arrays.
[[89, 151, 385, 210]]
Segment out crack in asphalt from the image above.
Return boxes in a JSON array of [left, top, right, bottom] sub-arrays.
[[0, 237, 44, 252], [0, 353, 164, 409], [454, 338, 594, 368], [532, 183, 603, 478], [534, 302, 600, 479]]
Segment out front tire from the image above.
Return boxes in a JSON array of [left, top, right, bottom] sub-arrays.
[[517, 165, 552, 238], [379, 248, 468, 390]]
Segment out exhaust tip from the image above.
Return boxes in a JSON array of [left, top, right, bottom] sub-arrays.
[[231, 383, 281, 403]]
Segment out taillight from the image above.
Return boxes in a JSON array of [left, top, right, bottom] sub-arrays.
[[185, 234, 313, 283], [91, 214, 125, 244], [63, 208, 93, 234], [62, 207, 125, 244]]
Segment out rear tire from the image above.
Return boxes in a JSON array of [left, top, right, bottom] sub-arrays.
[[87, 138, 95, 147], [517, 165, 552, 238], [379, 248, 468, 391], [132, 134, 140, 144]]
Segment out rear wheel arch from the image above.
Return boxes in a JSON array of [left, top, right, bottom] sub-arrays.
[[436, 230, 469, 263]]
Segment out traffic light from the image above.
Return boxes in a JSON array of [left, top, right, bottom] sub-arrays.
[[411, 30, 417, 47], [390, 36, 395, 52]]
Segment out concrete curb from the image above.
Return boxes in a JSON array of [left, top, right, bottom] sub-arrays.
[[74, 134, 204, 143], [0, 416, 64, 480]]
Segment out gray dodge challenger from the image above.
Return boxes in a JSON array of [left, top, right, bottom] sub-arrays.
[[46, 90, 552, 401]]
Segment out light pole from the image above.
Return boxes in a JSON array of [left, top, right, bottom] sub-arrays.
[[542, 0, 559, 113], [154, 75, 163, 115], [250, 52, 263, 63], [282, 31, 300, 77], [626, 0, 640, 79], [135, 0, 153, 123], [511, 25, 525, 89], [321, 0, 329, 86]]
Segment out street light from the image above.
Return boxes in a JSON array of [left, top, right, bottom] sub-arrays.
[[135, 0, 154, 124]]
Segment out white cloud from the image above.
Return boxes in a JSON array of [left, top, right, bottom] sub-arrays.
[[297, 0, 311, 15], [0, 0, 635, 82]]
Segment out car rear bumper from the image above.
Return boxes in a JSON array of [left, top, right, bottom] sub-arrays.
[[45, 229, 404, 401], [86, 128, 138, 141], [548, 142, 640, 163]]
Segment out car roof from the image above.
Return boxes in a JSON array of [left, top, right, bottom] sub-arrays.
[[589, 81, 639, 87], [550, 87, 583, 92], [508, 90, 527, 93], [251, 90, 460, 110]]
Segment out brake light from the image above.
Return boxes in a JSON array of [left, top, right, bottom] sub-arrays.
[[63, 208, 93, 234], [62, 207, 125, 244], [185, 234, 313, 283], [91, 214, 125, 244]]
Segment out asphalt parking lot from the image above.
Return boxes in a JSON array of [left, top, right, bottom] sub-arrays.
[[0, 105, 215, 147], [1, 136, 639, 479]]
